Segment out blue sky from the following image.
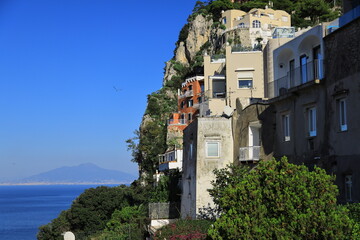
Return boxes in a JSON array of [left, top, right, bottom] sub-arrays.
[[0, 0, 197, 180]]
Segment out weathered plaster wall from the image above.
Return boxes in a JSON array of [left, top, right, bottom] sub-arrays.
[[181, 117, 233, 219]]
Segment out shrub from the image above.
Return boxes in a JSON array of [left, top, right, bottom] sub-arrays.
[[208, 157, 354, 239]]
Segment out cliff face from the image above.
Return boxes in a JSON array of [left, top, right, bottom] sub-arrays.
[[163, 14, 221, 84]]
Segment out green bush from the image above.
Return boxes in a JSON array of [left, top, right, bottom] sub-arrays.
[[208, 157, 354, 239]]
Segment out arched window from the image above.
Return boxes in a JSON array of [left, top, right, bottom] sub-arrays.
[[238, 22, 245, 28], [252, 20, 261, 28]]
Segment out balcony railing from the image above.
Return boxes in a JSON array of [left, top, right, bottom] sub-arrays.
[[179, 90, 194, 99], [211, 54, 226, 62], [232, 44, 254, 52], [239, 146, 260, 161], [167, 119, 188, 125], [268, 59, 324, 98]]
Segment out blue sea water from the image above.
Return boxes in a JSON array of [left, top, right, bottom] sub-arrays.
[[0, 185, 115, 240]]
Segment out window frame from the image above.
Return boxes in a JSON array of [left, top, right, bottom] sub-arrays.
[[252, 20, 261, 28], [339, 98, 348, 131], [206, 141, 220, 158], [345, 175, 353, 202], [282, 113, 290, 141], [188, 99, 193, 107], [307, 107, 317, 137], [238, 78, 253, 89]]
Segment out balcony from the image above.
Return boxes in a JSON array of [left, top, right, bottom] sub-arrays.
[[158, 149, 183, 172], [239, 146, 260, 162], [179, 90, 194, 99], [167, 119, 188, 125], [268, 59, 324, 98]]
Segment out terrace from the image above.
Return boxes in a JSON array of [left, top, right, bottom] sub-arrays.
[[268, 59, 324, 98]]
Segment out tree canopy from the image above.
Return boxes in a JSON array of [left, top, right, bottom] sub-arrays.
[[208, 157, 354, 239]]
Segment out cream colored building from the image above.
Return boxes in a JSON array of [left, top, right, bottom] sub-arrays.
[[221, 8, 292, 48], [222, 8, 291, 30], [201, 45, 264, 116]]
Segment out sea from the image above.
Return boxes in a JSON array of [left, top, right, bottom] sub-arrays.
[[0, 184, 117, 240]]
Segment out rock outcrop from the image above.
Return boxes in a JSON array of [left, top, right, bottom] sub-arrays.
[[162, 14, 217, 85]]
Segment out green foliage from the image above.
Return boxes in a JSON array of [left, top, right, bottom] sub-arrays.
[[151, 171, 182, 203], [101, 205, 148, 240], [128, 87, 178, 175], [154, 219, 213, 240], [346, 203, 360, 238], [177, 23, 190, 46], [37, 210, 70, 240], [66, 186, 135, 236], [208, 157, 354, 239], [38, 184, 151, 240], [207, 0, 235, 21], [295, 0, 339, 26]]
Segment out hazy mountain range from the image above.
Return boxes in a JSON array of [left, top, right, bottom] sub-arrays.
[[1, 163, 136, 185]]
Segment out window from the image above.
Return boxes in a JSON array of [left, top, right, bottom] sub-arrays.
[[308, 107, 317, 137], [313, 46, 323, 79], [212, 79, 226, 98], [300, 55, 308, 83], [282, 114, 290, 141], [238, 22, 245, 28], [289, 59, 295, 85], [180, 101, 185, 109], [188, 85, 193, 90], [206, 142, 219, 157], [188, 99, 193, 107], [339, 99, 347, 131], [197, 96, 202, 104], [222, 17, 226, 24], [188, 113, 192, 121], [345, 175, 353, 202], [252, 20, 261, 28], [238, 79, 253, 88]]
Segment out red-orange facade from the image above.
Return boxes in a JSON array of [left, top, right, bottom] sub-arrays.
[[167, 76, 204, 131]]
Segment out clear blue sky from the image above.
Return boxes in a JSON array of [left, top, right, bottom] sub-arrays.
[[0, 0, 197, 180]]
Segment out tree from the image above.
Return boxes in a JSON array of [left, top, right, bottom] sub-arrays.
[[37, 210, 71, 240], [295, 0, 337, 26], [207, 0, 235, 21], [102, 205, 148, 240], [208, 157, 354, 239]]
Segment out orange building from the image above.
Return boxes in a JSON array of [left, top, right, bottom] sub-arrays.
[[168, 76, 204, 131]]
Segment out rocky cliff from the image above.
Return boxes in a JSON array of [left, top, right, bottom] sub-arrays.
[[163, 14, 223, 84]]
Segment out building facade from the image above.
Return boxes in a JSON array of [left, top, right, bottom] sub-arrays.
[[181, 117, 233, 219]]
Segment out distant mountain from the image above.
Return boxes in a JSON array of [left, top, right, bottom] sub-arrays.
[[6, 163, 136, 185]]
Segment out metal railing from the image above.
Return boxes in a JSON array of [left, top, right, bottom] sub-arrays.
[[268, 59, 324, 98], [232, 44, 254, 52], [239, 146, 260, 161], [211, 54, 226, 62], [179, 90, 194, 99]]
